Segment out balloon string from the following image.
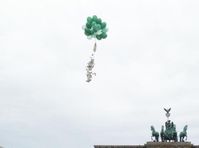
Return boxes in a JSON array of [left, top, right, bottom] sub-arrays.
[[86, 42, 97, 82], [93, 41, 97, 52]]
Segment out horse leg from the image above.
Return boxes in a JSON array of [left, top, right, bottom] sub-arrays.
[[182, 136, 184, 142], [161, 135, 164, 142]]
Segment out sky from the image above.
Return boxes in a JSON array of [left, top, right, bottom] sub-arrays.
[[0, 0, 199, 148]]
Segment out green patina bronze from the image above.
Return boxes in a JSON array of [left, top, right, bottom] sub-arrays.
[[180, 125, 188, 142], [150, 108, 188, 142], [160, 120, 178, 142], [150, 126, 159, 142]]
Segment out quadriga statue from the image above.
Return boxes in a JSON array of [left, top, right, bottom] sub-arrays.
[[160, 120, 178, 142]]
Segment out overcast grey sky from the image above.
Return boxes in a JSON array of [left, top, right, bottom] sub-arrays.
[[1, 0, 199, 148]]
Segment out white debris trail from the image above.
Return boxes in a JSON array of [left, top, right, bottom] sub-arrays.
[[86, 42, 97, 82]]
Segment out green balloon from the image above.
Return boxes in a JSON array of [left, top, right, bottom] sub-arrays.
[[92, 15, 98, 21], [91, 21, 96, 27], [84, 28, 91, 35], [102, 34, 107, 39], [93, 24, 101, 32], [101, 22, 106, 29], [102, 28, 108, 33], [87, 17, 92, 23], [93, 15, 98, 20], [96, 18, 102, 24], [87, 20, 92, 26], [96, 35, 102, 40], [86, 23, 92, 29], [97, 24, 101, 29], [93, 25, 98, 32], [96, 30, 102, 35], [99, 32, 107, 38], [90, 29, 95, 35], [99, 33, 103, 38], [84, 31, 90, 36]]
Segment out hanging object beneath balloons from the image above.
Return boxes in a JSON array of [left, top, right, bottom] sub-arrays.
[[83, 15, 108, 82], [86, 42, 97, 82]]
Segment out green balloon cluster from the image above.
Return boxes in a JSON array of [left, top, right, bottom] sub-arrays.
[[84, 15, 108, 40]]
